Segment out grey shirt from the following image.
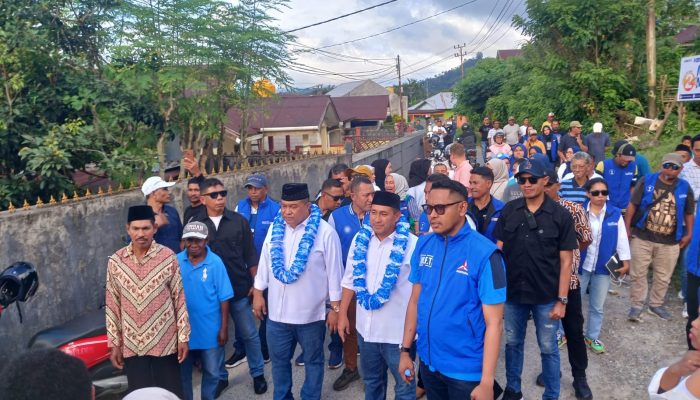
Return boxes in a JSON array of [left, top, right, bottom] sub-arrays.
[[583, 133, 610, 164]]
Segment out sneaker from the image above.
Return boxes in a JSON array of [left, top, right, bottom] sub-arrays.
[[608, 288, 619, 295], [573, 376, 593, 399], [679, 290, 685, 300], [684, 303, 689, 319], [214, 379, 229, 399], [295, 353, 304, 367], [557, 332, 567, 348], [332, 368, 360, 391], [502, 387, 524, 400], [535, 371, 562, 387], [328, 350, 343, 369], [225, 352, 247, 368], [584, 337, 606, 354], [628, 307, 643, 322], [253, 375, 268, 395], [648, 306, 673, 320]]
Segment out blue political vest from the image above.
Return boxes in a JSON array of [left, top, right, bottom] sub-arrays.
[[409, 222, 506, 381], [635, 173, 690, 241], [686, 202, 700, 277], [467, 197, 504, 243], [418, 211, 430, 234], [237, 196, 280, 256], [601, 159, 636, 210], [330, 204, 370, 267], [538, 134, 558, 163], [580, 203, 621, 275]]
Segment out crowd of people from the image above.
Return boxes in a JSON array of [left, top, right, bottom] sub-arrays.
[[5, 115, 700, 400]]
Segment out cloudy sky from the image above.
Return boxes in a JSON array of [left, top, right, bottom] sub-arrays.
[[270, 0, 529, 88]]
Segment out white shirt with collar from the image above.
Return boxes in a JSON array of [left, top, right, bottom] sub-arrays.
[[681, 159, 700, 202], [341, 229, 418, 344], [581, 203, 631, 272], [254, 214, 343, 325]]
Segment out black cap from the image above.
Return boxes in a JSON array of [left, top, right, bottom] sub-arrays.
[[281, 183, 309, 201], [544, 169, 559, 184], [372, 191, 401, 210], [515, 157, 546, 178], [128, 205, 155, 223], [612, 140, 636, 157]]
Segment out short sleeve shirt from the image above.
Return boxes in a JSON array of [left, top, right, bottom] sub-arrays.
[[494, 197, 578, 304], [630, 176, 695, 244]]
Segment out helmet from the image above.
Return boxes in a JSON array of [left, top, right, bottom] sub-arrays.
[[0, 262, 39, 307]]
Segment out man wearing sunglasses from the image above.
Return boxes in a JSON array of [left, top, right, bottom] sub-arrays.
[[399, 179, 506, 400], [494, 158, 578, 400], [541, 170, 594, 399], [595, 141, 638, 213], [316, 178, 345, 221], [194, 178, 268, 396], [626, 153, 695, 322]]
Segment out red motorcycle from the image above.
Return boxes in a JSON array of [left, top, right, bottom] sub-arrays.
[[28, 307, 128, 397]]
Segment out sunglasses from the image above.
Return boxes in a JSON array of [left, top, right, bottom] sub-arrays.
[[662, 163, 681, 171], [517, 176, 541, 185], [422, 201, 462, 216], [202, 190, 228, 199], [589, 190, 609, 197], [324, 192, 344, 202]]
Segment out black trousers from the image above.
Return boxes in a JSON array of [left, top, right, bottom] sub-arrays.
[[420, 361, 503, 400], [561, 287, 588, 378], [124, 353, 183, 398], [686, 272, 700, 349]]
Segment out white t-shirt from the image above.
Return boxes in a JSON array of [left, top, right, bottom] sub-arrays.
[[209, 215, 223, 230]]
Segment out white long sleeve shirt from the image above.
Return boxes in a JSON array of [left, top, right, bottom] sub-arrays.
[[407, 182, 427, 210], [341, 230, 417, 344], [254, 216, 343, 325], [581, 203, 631, 273]]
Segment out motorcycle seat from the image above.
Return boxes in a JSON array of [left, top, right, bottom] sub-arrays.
[[28, 309, 106, 349]]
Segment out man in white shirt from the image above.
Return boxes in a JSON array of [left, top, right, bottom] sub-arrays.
[[253, 183, 344, 400], [337, 191, 418, 400], [503, 116, 520, 146]]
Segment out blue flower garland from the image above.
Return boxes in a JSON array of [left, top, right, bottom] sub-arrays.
[[351, 217, 410, 310], [270, 204, 322, 284]]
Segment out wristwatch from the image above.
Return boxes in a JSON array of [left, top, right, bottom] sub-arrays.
[[558, 296, 568, 305], [331, 304, 340, 313], [399, 344, 411, 353]]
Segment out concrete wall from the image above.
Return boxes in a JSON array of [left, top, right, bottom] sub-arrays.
[[0, 133, 423, 360], [352, 131, 425, 175]]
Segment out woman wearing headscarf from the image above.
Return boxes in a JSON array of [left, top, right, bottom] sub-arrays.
[[406, 159, 432, 209], [509, 143, 527, 174], [486, 158, 509, 201], [371, 159, 392, 191], [557, 145, 580, 181], [385, 173, 421, 228]]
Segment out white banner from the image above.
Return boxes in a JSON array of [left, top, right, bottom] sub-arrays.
[[678, 55, 700, 102]]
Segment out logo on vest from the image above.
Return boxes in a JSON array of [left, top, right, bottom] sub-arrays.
[[343, 225, 353, 235], [419, 254, 433, 268], [609, 169, 615, 175], [456, 260, 469, 276]]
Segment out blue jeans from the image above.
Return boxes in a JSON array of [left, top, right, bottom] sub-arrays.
[[579, 270, 610, 340], [234, 290, 270, 359], [181, 347, 224, 400], [480, 140, 489, 163], [358, 335, 414, 400], [267, 319, 325, 400], [505, 301, 560, 400], [220, 297, 264, 380]]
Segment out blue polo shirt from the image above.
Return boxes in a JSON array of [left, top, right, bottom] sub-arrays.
[[177, 246, 234, 350]]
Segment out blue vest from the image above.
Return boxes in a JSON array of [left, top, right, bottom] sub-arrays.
[[580, 203, 621, 275], [330, 205, 370, 267], [538, 134, 558, 163], [635, 173, 690, 241], [467, 197, 504, 243], [686, 202, 700, 277], [236, 196, 280, 256], [412, 222, 505, 380], [418, 212, 430, 234], [601, 159, 636, 210]]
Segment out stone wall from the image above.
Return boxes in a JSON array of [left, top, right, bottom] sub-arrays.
[[0, 132, 424, 359]]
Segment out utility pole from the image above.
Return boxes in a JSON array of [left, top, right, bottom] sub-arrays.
[[454, 43, 467, 79], [646, 0, 657, 118], [396, 54, 404, 121]]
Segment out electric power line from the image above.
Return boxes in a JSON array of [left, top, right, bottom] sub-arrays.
[[283, 0, 399, 34]]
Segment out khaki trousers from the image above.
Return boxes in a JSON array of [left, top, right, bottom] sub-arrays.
[[629, 237, 680, 308]]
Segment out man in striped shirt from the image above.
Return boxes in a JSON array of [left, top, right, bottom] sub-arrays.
[[560, 152, 601, 204], [106, 205, 190, 397]]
